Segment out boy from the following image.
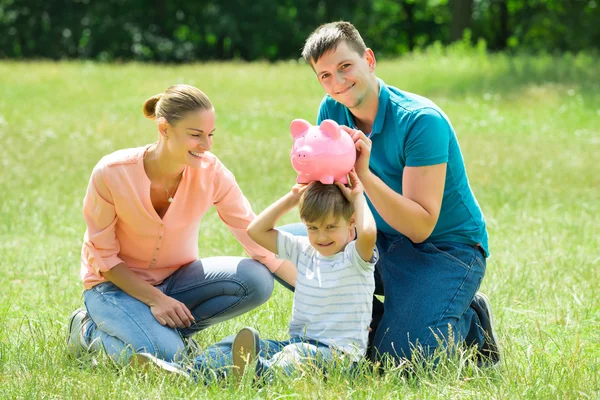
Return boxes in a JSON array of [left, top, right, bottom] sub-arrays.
[[235, 170, 378, 379]]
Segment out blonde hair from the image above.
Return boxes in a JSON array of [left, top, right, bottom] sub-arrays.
[[299, 182, 354, 224], [142, 84, 212, 124]]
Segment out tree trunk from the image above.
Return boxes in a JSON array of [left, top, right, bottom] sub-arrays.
[[450, 0, 473, 42], [494, 0, 509, 49]]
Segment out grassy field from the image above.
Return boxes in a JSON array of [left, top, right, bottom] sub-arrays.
[[0, 48, 598, 399]]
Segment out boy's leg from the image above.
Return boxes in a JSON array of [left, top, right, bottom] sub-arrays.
[[373, 239, 487, 362], [189, 333, 287, 383], [259, 339, 335, 377]]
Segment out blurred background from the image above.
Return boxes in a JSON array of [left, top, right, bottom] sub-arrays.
[[1, 0, 598, 62]]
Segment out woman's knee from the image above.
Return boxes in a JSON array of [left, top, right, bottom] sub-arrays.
[[236, 259, 274, 304]]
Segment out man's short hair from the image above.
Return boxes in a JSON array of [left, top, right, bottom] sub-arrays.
[[299, 182, 355, 224], [301, 21, 367, 65]]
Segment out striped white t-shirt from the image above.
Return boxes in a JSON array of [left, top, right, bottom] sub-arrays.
[[277, 230, 377, 360]]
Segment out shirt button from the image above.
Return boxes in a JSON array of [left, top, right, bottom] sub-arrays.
[[159, 236, 162, 239], [156, 247, 159, 250], [160, 224, 164, 227]]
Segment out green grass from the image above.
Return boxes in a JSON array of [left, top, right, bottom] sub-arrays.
[[0, 49, 598, 399]]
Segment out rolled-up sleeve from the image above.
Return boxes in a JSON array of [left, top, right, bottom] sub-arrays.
[[82, 163, 123, 276], [212, 163, 283, 272]]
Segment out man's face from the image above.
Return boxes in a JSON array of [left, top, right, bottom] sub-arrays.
[[312, 41, 375, 109]]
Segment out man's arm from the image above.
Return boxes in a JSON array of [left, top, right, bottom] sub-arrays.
[[345, 126, 446, 243], [360, 165, 445, 243]]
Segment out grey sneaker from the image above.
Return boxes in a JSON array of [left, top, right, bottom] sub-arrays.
[[66, 308, 91, 357], [135, 353, 191, 379], [232, 327, 260, 379], [472, 292, 501, 366]]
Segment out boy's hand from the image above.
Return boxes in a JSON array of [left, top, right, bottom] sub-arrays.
[[335, 170, 363, 204], [290, 183, 310, 202]]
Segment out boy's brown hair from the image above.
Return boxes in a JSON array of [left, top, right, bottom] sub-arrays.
[[301, 21, 367, 65], [299, 182, 354, 224]]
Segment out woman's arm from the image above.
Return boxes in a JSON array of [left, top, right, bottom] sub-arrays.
[[102, 264, 194, 328]]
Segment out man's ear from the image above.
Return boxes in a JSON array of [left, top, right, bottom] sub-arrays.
[[365, 48, 376, 72]]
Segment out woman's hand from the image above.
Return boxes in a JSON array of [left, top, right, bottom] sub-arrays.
[[150, 295, 195, 328], [341, 126, 372, 178]]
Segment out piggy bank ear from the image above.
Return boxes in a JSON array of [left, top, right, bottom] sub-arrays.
[[290, 119, 311, 139], [319, 119, 341, 139]]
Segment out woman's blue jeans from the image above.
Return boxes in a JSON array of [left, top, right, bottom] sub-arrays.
[[276, 224, 487, 362], [82, 257, 274, 364]]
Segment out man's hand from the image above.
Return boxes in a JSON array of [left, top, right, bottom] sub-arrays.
[[149, 295, 195, 328], [341, 126, 372, 178]]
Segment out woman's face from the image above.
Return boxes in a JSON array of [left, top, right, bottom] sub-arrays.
[[163, 107, 216, 168]]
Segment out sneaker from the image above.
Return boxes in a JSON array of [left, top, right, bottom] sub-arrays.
[[135, 353, 191, 379], [183, 336, 202, 358], [232, 327, 260, 379], [471, 292, 501, 366], [66, 308, 91, 358]]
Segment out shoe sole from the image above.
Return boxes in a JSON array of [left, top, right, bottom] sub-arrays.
[[477, 292, 501, 359], [232, 328, 259, 379], [135, 353, 191, 379]]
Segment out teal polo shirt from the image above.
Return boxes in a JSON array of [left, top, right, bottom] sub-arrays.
[[317, 78, 489, 256]]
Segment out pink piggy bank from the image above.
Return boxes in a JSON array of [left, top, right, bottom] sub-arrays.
[[290, 119, 356, 185]]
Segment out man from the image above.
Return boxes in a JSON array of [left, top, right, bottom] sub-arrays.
[[300, 21, 500, 365]]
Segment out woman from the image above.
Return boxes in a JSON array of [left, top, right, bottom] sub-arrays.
[[66, 84, 283, 365]]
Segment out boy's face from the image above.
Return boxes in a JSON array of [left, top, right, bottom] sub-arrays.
[[303, 213, 355, 257], [312, 40, 376, 110]]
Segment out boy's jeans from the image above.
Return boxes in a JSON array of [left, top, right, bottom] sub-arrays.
[[275, 224, 487, 361], [190, 335, 348, 383], [83, 257, 274, 364]]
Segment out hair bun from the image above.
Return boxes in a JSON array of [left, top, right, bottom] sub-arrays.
[[142, 94, 162, 120]]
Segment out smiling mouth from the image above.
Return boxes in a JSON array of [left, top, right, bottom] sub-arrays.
[[189, 151, 203, 158], [335, 83, 355, 95], [317, 242, 334, 247]]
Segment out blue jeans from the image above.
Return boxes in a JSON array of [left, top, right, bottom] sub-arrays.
[[189, 335, 346, 383], [82, 257, 274, 364], [276, 224, 487, 362]]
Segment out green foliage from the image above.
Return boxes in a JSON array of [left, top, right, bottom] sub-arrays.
[[0, 0, 598, 61], [0, 53, 599, 398]]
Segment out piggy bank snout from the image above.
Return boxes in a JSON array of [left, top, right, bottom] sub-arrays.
[[292, 146, 313, 163]]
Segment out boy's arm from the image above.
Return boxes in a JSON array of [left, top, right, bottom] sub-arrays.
[[247, 185, 308, 254], [337, 170, 377, 262], [354, 194, 378, 262]]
